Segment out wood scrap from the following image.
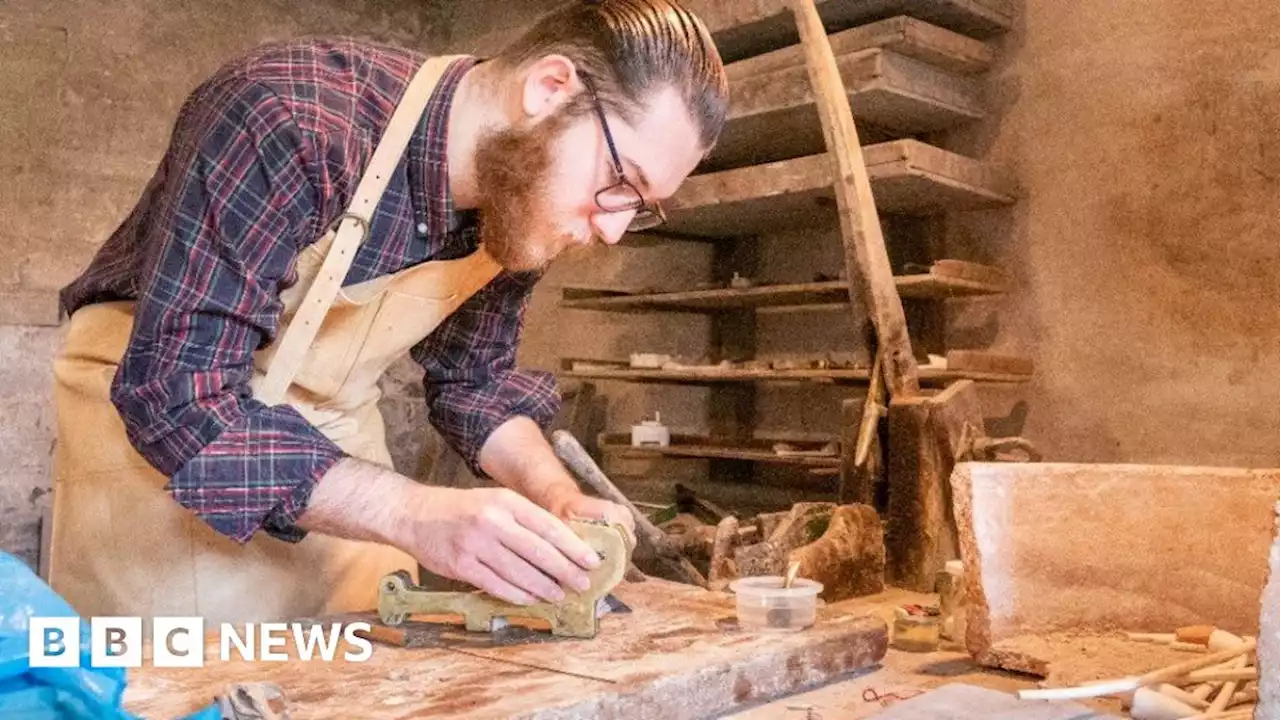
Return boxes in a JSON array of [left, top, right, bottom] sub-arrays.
[[945, 349, 1034, 376], [707, 516, 739, 591], [930, 259, 1011, 288]]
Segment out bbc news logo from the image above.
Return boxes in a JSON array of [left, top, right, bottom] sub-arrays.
[[28, 617, 375, 668]]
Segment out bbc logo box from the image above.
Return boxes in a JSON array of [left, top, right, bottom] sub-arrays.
[[29, 617, 204, 668], [29, 617, 373, 668]]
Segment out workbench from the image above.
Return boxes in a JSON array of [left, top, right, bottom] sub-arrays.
[[123, 578, 890, 719]]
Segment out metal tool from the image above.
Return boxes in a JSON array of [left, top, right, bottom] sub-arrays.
[[377, 519, 632, 639]]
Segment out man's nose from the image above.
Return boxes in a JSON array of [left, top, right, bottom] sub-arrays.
[[591, 210, 636, 245]]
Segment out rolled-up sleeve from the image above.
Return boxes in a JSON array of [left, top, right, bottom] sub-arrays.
[[111, 77, 345, 544], [411, 270, 561, 477]]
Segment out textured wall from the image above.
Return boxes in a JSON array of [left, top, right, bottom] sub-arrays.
[[938, 0, 1280, 466]]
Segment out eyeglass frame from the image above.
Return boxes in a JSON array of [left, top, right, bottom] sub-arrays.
[[577, 72, 667, 233]]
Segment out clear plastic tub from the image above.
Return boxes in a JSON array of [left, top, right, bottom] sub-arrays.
[[729, 576, 824, 631]]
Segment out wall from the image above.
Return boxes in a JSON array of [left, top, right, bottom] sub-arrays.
[[939, 0, 1280, 466]]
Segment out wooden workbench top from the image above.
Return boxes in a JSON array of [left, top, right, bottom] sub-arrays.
[[123, 578, 889, 719]]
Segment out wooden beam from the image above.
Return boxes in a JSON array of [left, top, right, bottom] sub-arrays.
[[885, 379, 984, 591], [788, 0, 921, 398]]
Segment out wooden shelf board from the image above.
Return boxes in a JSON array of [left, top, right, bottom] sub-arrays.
[[724, 16, 997, 80], [707, 48, 984, 170], [598, 433, 842, 468], [560, 272, 1005, 313], [695, 0, 1016, 65], [562, 365, 1030, 387], [667, 141, 1016, 237]]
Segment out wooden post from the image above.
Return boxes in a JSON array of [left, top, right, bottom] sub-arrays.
[[786, 0, 921, 399], [885, 380, 985, 591]]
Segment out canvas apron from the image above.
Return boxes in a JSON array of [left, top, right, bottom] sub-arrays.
[[45, 55, 503, 627]]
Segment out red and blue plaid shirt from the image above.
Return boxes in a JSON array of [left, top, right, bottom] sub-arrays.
[[60, 38, 560, 544]]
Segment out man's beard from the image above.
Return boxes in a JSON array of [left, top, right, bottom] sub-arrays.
[[471, 111, 583, 273]]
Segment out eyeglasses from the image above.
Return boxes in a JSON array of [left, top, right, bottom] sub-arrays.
[[578, 73, 667, 233]]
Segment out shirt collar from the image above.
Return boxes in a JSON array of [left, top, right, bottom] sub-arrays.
[[408, 55, 481, 243]]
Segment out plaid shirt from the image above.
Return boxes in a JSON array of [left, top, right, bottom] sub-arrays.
[[59, 38, 560, 544]]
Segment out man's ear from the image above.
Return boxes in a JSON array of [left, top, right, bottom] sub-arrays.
[[520, 54, 580, 120]]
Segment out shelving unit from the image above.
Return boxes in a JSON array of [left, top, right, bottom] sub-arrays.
[[554, 0, 1027, 539]]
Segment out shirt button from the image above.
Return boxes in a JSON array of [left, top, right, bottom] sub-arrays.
[[416, 222, 429, 235]]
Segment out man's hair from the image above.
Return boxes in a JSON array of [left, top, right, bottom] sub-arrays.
[[493, 0, 729, 152]]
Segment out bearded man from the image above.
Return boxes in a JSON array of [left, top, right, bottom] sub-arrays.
[[47, 0, 728, 625]]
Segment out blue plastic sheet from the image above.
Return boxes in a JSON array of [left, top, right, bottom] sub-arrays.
[[0, 551, 222, 720]]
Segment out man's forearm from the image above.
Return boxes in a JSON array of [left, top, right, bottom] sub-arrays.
[[293, 457, 421, 547], [477, 416, 579, 508]]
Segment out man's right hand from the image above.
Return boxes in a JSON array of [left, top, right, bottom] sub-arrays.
[[397, 485, 601, 605], [296, 457, 601, 606]]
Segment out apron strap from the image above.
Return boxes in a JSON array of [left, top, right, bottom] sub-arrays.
[[257, 55, 464, 406]]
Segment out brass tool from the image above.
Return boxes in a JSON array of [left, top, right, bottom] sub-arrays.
[[376, 519, 632, 639]]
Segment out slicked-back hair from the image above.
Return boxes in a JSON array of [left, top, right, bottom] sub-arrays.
[[493, 0, 729, 152]]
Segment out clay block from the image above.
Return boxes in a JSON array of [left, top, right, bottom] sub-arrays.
[[791, 504, 885, 602], [1258, 502, 1280, 718], [952, 462, 1280, 676]]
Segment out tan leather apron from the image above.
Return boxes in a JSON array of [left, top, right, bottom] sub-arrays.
[[46, 55, 503, 627]]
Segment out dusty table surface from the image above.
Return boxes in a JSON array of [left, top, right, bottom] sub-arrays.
[[123, 577, 891, 719]]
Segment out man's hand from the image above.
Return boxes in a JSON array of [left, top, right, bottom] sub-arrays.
[[477, 417, 637, 549], [398, 485, 602, 606], [540, 487, 636, 546], [296, 458, 601, 606]]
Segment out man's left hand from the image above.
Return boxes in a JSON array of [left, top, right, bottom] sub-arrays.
[[543, 489, 637, 548]]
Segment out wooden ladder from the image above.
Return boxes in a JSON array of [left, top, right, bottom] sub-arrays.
[[788, 0, 1006, 592]]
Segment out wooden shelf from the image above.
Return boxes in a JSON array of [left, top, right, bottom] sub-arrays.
[[599, 433, 842, 468], [561, 355, 1032, 387], [696, 0, 1016, 64], [560, 269, 1007, 313], [709, 48, 983, 170], [725, 17, 997, 80], [667, 141, 1016, 237]]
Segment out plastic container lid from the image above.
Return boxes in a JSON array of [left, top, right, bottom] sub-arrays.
[[729, 575, 824, 598]]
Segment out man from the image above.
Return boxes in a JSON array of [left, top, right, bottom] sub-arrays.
[[47, 0, 728, 625]]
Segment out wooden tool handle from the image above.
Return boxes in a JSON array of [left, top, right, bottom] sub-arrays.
[[551, 430, 665, 550]]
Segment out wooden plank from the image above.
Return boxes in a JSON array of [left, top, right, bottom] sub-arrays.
[[123, 578, 889, 719], [561, 365, 1031, 387], [789, 0, 920, 399], [600, 432, 842, 468], [709, 48, 984, 170], [725, 16, 996, 80], [559, 272, 1008, 314], [951, 462, 1280, 678], [946, 350, 1034, 375], [688, 0, 1016, 65], [668, 142, 1017, 238]]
